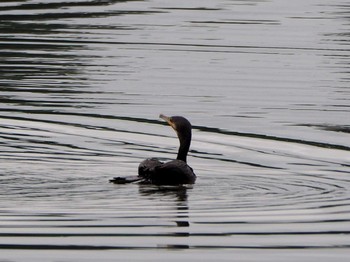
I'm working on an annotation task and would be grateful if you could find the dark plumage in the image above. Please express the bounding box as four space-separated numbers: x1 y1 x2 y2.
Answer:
110 114 196 185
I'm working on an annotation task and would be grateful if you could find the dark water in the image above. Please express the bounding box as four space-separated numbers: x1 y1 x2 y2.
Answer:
0 0 350 261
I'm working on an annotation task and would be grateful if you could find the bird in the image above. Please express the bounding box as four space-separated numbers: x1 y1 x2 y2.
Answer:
110 114 196 185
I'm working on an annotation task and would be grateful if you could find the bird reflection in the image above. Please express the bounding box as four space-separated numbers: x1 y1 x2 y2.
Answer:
138 185 191 249
138 184 190 202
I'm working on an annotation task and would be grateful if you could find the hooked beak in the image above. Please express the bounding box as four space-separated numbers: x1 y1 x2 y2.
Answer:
159 114 176 130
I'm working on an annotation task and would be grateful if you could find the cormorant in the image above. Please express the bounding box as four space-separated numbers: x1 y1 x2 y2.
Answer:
110 114 196 185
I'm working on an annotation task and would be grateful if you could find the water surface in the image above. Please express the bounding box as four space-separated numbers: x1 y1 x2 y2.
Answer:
0 0 350 261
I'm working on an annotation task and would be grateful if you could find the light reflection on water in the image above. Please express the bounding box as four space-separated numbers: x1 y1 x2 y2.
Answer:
0 0 350 261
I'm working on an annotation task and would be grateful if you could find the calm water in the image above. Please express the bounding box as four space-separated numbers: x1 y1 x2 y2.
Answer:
0 0 350 261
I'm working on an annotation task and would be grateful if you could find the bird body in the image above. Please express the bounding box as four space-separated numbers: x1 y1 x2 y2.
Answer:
139 158 195 185
110 114 196 185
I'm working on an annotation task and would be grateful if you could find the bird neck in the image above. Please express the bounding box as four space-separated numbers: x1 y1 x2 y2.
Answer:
177 134 191 163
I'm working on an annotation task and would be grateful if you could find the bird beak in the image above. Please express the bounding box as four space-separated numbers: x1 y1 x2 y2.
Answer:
159 114 176 130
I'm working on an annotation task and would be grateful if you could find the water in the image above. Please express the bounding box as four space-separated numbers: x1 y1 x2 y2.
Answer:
0 0 350 261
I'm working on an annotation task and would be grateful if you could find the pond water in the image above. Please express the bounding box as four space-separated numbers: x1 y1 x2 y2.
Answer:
0 0 350 261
